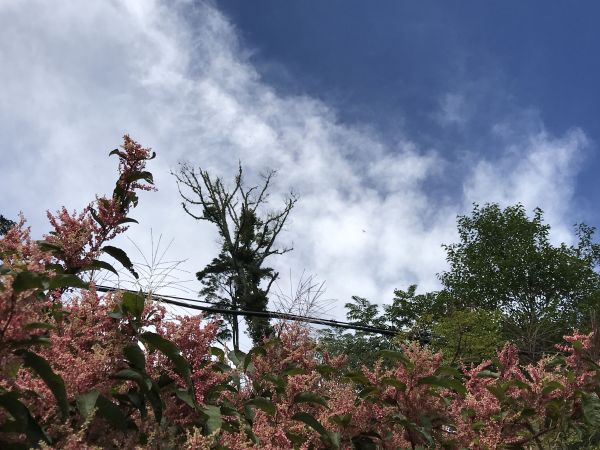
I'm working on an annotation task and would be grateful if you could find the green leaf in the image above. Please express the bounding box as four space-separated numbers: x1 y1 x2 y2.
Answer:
282 366 306 377
117 217 139 225
200 404 222 434
541 380 564 395
417 375 467 396
84 259 119 276
140 332 192 389
36 240 63 255
49 274 89 290
126 170 154 185
376 349 414 369
0 391 50 445
243 345 266 371
286 431 307 447
112 368 152 390
292 411 328 436
12 271 48 292
109 148 124 157
293 392 330 409
121 291 145 319
328 413 352 427
102 246 138 279
95 395 129 431
486 384 508 402
146 385 163 423
77 390 100 418
210 346 225 362
228 349 246 369
351 435 378 450
476 370 500 379
582 392 600 426
324 431 341 449
23 322 55 331
89 208 105 227
175 389 195 408
246 397 276 416
262 373 286 393
381 377 407 391
316 364 336 379
343 371 371 385
124 343 146 370
16 350 69 421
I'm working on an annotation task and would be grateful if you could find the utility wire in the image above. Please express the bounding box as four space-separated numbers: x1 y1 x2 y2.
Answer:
95 284 398 336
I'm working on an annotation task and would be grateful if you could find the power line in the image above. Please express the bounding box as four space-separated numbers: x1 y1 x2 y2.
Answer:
95 285 398 336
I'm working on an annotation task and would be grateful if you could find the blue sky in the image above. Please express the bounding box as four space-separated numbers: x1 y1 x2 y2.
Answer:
218 0 600 217
0 1 598 345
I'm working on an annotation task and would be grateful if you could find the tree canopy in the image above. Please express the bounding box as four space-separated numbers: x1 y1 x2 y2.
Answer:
174 163 297 349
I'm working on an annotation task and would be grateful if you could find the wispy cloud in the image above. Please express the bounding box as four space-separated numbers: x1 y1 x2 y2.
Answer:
0 0 589 334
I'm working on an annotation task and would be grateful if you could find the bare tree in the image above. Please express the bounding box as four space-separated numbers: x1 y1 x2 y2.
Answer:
174 162 297 350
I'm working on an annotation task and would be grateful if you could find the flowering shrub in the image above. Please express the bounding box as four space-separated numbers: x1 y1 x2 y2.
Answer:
2 137 600 449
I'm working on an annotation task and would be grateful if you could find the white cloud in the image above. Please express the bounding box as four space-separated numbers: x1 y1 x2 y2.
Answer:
0 0 589 347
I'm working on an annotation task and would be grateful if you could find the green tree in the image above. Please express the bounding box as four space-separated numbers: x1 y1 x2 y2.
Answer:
318 296 398 371
440 203 600 360
0 214 15 236
175 163 297 350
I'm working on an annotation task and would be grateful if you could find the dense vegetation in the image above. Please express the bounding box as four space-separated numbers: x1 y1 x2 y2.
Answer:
2 137 600 449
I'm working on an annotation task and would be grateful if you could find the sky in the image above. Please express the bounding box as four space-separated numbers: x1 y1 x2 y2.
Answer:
1 1 599 346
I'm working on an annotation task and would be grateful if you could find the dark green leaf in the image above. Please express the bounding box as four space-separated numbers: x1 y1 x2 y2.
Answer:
12 271 48 292
210 346 225 362
89 208 105 227
328 413 352 427
243 345 266 371
126 171 154 185
23 322 55 331
36 240 63 254
124 343 146 370
246 397 276 416
351 435 378 450
102 246 138 279
0 392 50 445
140 332 192 389
286 431 307 447
49 274 89 290
84 259 119 276
282 366 306 377
316 364 336 379
376 349 414 369
95 395 129 431
112 368 152 390
582 392 600 426
117 217 139 225
381 377 407 391
174 389 195 409
16 350 69 421
417 375 467 396
293 392 330 409
343 371 371 385
541 380 564 395
292 411 328 436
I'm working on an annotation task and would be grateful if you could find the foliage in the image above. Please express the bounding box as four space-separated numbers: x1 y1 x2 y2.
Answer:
0 215 16 236
440 203 600 360
175 163 297 349
318 296 399 371
5 141 600 449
